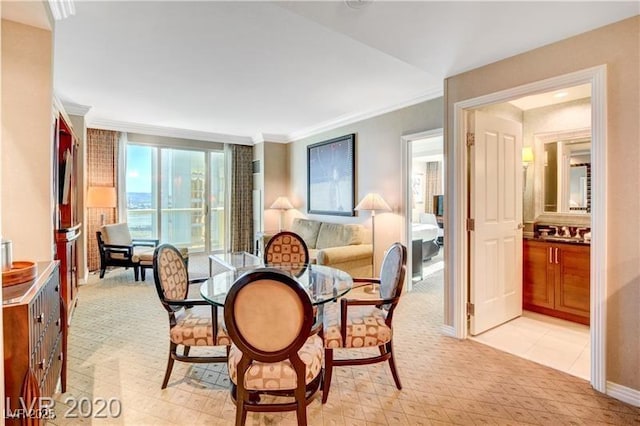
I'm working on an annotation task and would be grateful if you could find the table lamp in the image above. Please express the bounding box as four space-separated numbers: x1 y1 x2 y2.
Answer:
270 196 294 231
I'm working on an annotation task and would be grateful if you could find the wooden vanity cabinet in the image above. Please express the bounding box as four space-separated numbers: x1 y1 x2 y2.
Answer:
523 239 590 325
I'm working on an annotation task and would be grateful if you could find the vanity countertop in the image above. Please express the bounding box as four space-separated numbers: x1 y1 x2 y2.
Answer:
524 235 590 246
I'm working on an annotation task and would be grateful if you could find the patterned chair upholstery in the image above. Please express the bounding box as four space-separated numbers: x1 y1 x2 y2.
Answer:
153 244 229 389
264 231 309 277
97 223 158 281
321 242 407 404
224 268 322 425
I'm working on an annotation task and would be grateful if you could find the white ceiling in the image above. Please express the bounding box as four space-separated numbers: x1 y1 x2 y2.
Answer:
51 1 638 144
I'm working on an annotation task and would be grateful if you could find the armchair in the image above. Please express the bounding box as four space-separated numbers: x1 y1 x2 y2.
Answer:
96 223 158 281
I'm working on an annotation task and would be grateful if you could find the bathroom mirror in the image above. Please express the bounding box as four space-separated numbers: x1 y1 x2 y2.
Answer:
542 137 591 214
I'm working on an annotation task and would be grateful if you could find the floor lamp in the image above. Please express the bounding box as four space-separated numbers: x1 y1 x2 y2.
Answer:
355 192 391 293
270 196 294 232
87 186 117 226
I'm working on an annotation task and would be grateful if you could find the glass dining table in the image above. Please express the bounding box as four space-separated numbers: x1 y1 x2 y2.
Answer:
199 262 353 308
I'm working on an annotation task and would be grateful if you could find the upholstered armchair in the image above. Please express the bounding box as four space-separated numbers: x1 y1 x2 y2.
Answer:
321 242 407 403
224 268 323 425
152 244 230 389
96 223 158 281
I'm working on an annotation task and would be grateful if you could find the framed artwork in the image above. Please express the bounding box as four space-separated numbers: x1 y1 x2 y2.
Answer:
412 173 424 204
307 134 355 216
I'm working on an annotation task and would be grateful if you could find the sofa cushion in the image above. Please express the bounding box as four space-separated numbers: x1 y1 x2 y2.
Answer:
316 223 363 250
290 218 322 249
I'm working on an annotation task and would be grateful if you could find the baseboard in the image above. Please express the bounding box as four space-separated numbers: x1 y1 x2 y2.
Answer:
441 324 456 337
607 381 640 407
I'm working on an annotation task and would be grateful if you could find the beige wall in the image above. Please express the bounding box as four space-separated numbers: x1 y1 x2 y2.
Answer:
445 16 639 391
254 142 290 232
1 19 54 261
288 99 443 269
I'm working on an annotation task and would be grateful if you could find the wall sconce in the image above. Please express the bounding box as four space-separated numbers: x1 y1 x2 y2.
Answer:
522 147 534 190
87 186 117 226
270 196 294 231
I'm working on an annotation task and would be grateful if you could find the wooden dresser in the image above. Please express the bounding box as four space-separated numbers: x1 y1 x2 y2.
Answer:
3 261 65 422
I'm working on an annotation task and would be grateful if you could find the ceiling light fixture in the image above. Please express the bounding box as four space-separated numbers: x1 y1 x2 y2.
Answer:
553 91 569 99
345 0 373 10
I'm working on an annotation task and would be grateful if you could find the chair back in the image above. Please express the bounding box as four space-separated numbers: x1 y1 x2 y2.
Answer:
378 243 407 312
264 231 309 276
100 223 133 245
224 268 313 364
153 244 189 312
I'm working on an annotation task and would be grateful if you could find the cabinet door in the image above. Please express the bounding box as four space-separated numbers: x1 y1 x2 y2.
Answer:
523 240 554 309
555 244 590 320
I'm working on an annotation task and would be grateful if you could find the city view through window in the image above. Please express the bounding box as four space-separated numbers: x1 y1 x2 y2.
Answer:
126 145 226 253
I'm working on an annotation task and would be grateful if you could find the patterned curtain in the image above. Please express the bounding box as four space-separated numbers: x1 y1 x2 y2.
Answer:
425 161 442 214
230 144 254 252
86 129 119 271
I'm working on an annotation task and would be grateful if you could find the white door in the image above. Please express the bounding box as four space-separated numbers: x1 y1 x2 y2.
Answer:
469 111 523 335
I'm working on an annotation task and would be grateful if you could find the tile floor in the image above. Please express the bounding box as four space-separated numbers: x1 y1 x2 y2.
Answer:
471 312 591 381
49 257 639 425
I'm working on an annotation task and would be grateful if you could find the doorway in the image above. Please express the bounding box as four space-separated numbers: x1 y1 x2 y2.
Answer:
450 66 607 391
402 128 444 292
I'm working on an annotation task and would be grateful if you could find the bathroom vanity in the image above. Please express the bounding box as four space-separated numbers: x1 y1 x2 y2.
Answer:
523 236 590 325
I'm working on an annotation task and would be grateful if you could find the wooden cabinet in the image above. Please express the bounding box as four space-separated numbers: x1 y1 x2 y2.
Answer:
3 262 65 423
54 114 81 324
523 239 590 325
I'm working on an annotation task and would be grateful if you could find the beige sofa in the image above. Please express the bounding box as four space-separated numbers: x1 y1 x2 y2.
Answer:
285 218 373 277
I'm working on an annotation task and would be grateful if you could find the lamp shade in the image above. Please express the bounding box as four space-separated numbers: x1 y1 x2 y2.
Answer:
522 147 534 164
270 196 294 210
87 186 117 208
355 193 391 212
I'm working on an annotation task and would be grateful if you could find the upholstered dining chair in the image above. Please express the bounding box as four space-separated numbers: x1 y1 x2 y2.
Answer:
224 268 323 426
321 242 407 403
264 231 310 277
152 244 230 389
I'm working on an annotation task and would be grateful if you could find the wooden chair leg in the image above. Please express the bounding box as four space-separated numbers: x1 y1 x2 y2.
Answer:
386 341 402 390
322 348 333 404
184 346 190 357
99 267 106 278
235 399 247 426
141 267 146 281
161 342 177 389
296 398 307 426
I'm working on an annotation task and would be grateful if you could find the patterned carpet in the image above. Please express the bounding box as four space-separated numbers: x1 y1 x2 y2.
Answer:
48 261 640 425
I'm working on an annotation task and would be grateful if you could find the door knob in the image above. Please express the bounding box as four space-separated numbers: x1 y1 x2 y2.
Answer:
517 223 525 230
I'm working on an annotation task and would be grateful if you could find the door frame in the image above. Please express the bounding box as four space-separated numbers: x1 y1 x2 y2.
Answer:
401 128 444 292
449 65 607 392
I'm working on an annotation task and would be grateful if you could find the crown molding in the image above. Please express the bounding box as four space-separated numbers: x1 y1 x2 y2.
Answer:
62 101 92 117
287 88 443 142
252 133 290 144
87 118 253 145
48 0 75 21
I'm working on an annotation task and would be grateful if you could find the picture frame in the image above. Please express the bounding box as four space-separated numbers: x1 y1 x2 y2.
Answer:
307 134 356 216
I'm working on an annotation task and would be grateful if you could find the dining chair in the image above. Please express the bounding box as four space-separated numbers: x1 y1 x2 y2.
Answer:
224 268 323 426
321 242 407 403
264 231 310 276
152 244 230 389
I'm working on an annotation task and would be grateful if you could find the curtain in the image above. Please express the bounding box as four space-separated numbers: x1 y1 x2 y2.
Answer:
117 132 128 222
86 129 119 271
425 161 442 214
229 144 254 252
